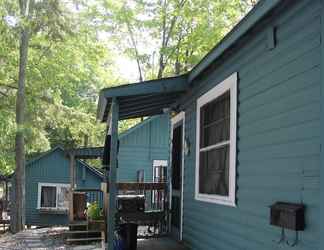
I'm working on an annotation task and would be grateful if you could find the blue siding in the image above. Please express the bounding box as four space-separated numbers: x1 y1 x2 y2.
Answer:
117 114 170 182
180 1 321 249
25 148 102 226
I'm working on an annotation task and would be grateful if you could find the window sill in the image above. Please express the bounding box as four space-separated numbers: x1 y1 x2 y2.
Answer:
195 194 236 207
37 208 68 214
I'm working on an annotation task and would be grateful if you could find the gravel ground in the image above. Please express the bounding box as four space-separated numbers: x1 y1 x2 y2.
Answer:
0 227 102 250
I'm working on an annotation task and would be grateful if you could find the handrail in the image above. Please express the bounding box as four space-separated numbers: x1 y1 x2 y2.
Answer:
104 182 167 192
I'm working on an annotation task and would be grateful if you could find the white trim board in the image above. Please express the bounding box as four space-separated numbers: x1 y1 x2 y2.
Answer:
170 111 185 241
195 72 237 207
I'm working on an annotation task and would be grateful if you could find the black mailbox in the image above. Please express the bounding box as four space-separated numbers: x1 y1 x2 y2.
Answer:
270 202 305 231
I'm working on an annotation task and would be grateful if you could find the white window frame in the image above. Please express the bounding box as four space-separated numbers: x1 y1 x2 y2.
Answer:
152 160 168 183
195 72 237 206
37 182 70 210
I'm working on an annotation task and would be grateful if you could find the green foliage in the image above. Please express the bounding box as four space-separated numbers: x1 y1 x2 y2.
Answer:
0 0 257 175
100 0 256 80
87 202 102 220
0 0 119 173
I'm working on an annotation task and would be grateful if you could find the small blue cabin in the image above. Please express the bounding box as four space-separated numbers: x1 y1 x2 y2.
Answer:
12 115 170 227
21 146 104 227
97 0 324 249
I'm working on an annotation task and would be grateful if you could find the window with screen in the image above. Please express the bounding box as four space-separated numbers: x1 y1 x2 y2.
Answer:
41 186 57 208
38 183 70 210
195 73 237 206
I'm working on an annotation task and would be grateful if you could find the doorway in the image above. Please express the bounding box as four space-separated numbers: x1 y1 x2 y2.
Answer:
170 112 185 241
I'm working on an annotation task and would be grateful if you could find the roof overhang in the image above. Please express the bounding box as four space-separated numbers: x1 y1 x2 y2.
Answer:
97 74 188 122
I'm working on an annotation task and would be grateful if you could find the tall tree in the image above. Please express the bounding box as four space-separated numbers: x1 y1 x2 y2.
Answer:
13 0 34 233
0 0 120 175
102 0 257 80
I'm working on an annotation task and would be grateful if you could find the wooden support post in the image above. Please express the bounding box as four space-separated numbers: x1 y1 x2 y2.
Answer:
107 98 119 250
69 152 76 222
5 181 8 210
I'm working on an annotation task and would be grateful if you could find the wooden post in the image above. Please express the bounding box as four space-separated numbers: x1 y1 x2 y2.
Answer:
5 180 8 210
107 98 119 250
69 152 76 222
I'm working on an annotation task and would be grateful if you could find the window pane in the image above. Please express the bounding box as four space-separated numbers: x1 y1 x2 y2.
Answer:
203 118 230 147
57 187 69 209
41 186 56 208
200 91 230 148
199 145 229 196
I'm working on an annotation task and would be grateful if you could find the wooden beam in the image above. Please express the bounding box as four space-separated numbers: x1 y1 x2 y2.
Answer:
107 97 119 250
105 182 167 192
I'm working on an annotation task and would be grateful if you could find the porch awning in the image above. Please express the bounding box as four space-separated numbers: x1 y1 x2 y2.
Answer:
68 147 104 159
97 74 188 122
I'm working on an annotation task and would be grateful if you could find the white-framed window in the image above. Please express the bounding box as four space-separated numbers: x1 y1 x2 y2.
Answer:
152 160 168 183
37 183 70 210
195 72 237 206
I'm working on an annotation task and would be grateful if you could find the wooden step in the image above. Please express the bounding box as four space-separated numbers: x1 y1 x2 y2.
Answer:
65 230 101 234
65 237 103 243
68 221 88 227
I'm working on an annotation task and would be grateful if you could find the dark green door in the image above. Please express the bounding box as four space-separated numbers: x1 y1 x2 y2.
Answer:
171 122 183 240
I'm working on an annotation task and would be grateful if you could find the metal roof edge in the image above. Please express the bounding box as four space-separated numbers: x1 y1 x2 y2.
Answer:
188 0 281 82
26 145 64 166
77 160 104 180
97 74 188 122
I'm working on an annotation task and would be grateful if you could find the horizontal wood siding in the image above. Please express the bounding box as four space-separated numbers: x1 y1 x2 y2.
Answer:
25 148 102 226
117 115 170 182
181 0 321 249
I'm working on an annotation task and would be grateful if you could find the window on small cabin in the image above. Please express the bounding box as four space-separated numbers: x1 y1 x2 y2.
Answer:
152 160 168 209
38 183 70 210
137 170 145 183
153 160 168 183
57 186 69 209
196 73 237 206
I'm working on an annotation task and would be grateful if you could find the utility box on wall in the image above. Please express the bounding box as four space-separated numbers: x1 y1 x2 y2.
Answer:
270 202 305 231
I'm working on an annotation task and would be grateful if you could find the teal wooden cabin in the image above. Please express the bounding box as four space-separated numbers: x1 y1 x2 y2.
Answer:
118 114 170 183
12 115 169 228
20 146 104 227
97 0 324 249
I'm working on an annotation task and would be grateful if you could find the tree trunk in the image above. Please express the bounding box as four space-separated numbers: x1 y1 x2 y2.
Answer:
13 0 32 233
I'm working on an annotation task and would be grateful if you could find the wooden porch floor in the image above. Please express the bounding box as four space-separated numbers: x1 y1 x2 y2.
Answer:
137 238 188 250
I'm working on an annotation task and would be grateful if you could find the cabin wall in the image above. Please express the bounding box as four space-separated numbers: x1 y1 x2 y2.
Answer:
181 0 321 249
25 148 102 226
117 114 170 182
